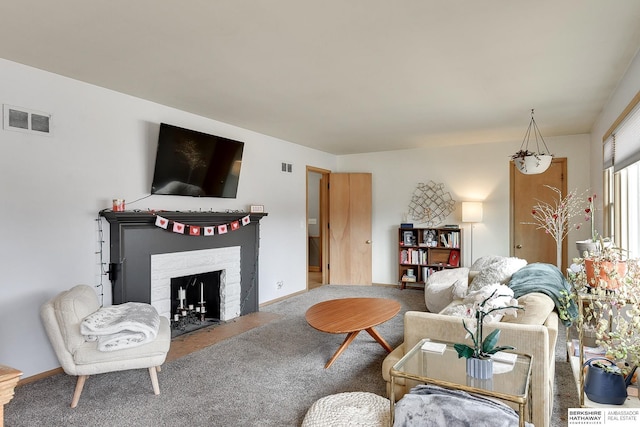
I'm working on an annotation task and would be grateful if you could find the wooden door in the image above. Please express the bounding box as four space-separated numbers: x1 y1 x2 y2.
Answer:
328 173 372 285
511 158 567 270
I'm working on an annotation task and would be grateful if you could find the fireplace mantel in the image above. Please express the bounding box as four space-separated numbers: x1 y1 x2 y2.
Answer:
100 210 267 316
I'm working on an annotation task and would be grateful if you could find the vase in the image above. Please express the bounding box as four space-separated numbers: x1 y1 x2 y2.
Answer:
576 240 600 257
584 259 627 289
466 357 493 379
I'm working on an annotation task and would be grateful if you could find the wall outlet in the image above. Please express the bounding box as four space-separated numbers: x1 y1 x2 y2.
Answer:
276 280 284 289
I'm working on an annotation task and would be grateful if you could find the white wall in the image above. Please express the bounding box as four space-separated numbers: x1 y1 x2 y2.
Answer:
589 48 640 234
338 134 592 284
3 45 638 379
0 58 336 377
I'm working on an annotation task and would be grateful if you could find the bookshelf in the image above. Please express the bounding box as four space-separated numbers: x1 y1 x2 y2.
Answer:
398 226 462 289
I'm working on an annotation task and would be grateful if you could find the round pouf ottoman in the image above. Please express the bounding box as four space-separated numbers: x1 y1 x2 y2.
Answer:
301 392 390 427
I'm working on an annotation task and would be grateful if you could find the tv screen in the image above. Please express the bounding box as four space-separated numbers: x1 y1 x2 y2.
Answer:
151 123 244 198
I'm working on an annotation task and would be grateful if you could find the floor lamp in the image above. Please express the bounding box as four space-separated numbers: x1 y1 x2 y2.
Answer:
462 202 483 266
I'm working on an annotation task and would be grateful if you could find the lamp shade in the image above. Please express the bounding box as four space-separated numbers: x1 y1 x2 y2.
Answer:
462 202 483 223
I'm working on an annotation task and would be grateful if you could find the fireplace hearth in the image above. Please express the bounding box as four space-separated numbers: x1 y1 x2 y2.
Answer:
100 210 267 329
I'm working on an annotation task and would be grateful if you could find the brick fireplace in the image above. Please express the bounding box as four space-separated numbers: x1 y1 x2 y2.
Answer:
100 211 267 320
151 247 241 321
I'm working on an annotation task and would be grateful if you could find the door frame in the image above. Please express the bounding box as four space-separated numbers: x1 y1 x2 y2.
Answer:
306 166 331 289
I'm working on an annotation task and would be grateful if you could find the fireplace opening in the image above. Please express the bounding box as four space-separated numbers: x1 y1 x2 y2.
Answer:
170 271 222 337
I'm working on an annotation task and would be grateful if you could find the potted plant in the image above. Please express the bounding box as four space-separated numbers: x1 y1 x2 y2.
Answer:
453 289 523 379
571 253 640 398
583 358 637 405
578 239 628 290
511 150 553 175
575 193 613 256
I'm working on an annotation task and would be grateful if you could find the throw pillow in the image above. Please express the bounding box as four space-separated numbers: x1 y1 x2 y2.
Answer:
468 257 527 293
440 283 516 323
424 268 470 313
501 292 555 325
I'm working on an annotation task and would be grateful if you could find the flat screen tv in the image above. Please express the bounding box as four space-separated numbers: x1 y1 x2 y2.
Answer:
151 123 244 198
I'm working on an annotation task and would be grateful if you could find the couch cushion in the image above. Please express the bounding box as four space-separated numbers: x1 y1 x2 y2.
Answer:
501 292 555 325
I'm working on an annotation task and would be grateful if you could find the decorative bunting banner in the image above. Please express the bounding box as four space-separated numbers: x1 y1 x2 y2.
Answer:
151 214 252 238
173 222 185 234
155 216 169 229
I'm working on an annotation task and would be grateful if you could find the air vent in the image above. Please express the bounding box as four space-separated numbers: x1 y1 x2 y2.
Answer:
3 104 52 136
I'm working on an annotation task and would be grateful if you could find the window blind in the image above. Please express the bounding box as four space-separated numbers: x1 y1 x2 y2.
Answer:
608 100 640 172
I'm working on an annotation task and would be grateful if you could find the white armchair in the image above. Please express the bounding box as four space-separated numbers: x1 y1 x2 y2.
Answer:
40 285 171 408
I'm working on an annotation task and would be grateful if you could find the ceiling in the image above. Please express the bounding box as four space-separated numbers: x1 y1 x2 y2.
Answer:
1 1 640 155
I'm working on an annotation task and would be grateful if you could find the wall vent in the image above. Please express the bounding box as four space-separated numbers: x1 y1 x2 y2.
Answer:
3 104 52 136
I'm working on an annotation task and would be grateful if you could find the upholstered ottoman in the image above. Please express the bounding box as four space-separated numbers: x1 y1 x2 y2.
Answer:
302 392 390 427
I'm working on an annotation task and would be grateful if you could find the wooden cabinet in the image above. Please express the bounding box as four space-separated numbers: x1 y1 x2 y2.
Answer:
398 226 462 289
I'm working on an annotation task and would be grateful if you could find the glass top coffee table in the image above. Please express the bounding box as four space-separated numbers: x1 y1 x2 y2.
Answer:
389 338 532 427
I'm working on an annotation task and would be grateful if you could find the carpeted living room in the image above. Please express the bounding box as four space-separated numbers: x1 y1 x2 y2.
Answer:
2 2 640 427
6 283 580 426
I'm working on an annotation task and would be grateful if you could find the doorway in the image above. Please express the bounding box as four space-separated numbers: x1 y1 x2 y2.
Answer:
307 166 330 290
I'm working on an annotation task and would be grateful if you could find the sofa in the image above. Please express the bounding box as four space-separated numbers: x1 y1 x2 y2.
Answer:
382 256 566 427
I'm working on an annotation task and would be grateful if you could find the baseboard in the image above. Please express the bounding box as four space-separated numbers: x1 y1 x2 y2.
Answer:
17 367 63 387
259 289 307 307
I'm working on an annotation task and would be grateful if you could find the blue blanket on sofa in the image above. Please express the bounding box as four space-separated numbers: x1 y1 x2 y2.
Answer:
508 262 578 326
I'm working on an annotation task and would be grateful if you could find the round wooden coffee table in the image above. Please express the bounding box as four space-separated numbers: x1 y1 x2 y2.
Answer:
305 297 401 368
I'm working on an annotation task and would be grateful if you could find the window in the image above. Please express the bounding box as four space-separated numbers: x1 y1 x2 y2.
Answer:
603 92 640 258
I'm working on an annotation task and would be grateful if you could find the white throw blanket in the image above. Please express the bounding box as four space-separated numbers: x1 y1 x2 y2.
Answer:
81 302 160 352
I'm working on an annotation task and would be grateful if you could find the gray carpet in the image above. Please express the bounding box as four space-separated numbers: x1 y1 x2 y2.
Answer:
5 285 578 426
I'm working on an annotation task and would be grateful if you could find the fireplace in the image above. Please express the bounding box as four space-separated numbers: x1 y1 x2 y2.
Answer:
101 211 266 332
170 271 222 320
150 246 241 321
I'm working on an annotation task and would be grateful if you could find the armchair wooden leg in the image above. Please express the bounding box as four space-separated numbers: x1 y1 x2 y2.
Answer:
148 367 160 395
71 375 88 408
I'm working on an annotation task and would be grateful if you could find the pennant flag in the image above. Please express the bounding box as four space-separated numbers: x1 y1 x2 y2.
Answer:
155 216 169 229
172 222 185 234
204 226 215 236
241 215 250 226
189 226 201 236
218 224 228 234
230 220 240 231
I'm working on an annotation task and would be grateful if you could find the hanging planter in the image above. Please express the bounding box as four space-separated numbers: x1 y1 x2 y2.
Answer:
512 151 553 175
511 109 554 175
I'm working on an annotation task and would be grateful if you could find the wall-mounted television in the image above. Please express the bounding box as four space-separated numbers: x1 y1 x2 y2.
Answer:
151 123 244 198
